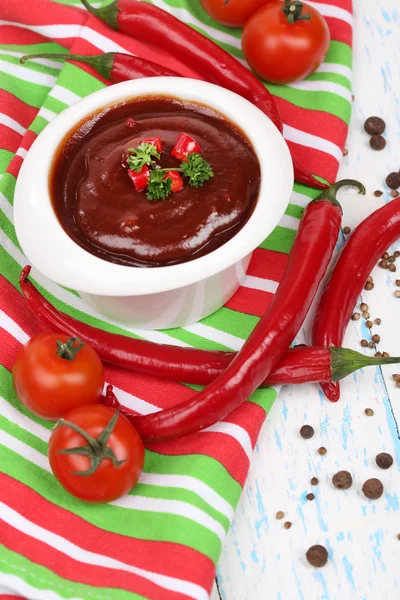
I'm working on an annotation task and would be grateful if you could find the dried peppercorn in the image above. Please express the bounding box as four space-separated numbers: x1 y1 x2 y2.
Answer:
332 470 353 490
372 334 380 343
396 280 400 286
363 311 370 319
374 318 382 325
343 226 351 235
361 339 368 347
364 116 385 135
284 521 292 529
386 172 400 190
318 447 327 456
374 190 383 197
389 264 397 272
376 452 393 469
382 252 389 260
351 312 360 321
360 303 369 311
306 493 315 501
391 190 400 198
365 408 374 416
387 255 396 263
306 545 328 568
366 320 373 328
395 291 400 298
370 135 386 150
276 511 284 520
300 425 314 439
362 478 384 500
379 260 388 269
311 477 319 485
364 281 374 290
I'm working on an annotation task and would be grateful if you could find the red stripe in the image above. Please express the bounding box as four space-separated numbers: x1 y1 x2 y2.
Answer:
5 154 23 178
0 520 195 600
0 91 37 128
286 140 339 183
0 474 215 590
1 0 84 26
325 17 352 45
277 98 348 147
0 26 54 45
226 287 273 318
0 128 22 154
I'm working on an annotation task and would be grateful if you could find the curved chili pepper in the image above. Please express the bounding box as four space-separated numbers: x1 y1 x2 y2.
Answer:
104 340 400 429
21 259 379 393
20 52 179 82
312 196 400 401
77 0 327 190
121 181 365 442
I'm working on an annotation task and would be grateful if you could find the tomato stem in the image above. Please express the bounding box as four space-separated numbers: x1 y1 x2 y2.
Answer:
282 0 312 23
56 411 126 476
56 337 83 361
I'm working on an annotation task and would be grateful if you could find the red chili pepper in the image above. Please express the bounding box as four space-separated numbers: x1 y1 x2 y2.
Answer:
140 136 162 153
20 268 396 398
164 170 184 193
104 339 400 427
124 181 366 442
78 0 326 190
312 195 400 402
126 118 136 128
171 133 201 161
127 164 150 191
21 52 180 83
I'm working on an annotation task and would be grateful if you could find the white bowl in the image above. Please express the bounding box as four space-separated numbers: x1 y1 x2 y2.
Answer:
14 77 293 329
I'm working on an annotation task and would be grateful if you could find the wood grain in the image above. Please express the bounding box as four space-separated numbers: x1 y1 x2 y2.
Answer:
216 1 400 597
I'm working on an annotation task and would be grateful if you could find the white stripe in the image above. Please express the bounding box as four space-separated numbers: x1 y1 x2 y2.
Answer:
139 473 234 520
0 20 82 39
0 48 65 70
0 112 26 136
284 124 343 162
307 2 353 25
0 396 50 443
204 421 253 462
290 191 311 208
80 25 132 54
184 322 244 351
0 58 57 87
16 147 28 159
111 495 226 543
150 0 241 50
279 214 300 231
287 79 352 104
0 191 13 220
315 62 352 80
0 309 29 343
1 430 51 472
49 84 81 106
109 384 159 416
242 275 278 294
0 502 210 600
0 574 84 600
38 106 57 122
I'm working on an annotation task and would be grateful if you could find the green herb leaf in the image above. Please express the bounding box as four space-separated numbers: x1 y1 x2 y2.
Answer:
146 169 172 201
180 153 214 187
127 142 160 173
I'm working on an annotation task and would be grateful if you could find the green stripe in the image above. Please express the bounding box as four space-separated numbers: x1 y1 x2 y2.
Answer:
261 226 296 255
0 42 68 55
0 149 13 174
0 71 52 109
0 448 223 562
0 415 48 455
267 84 351 123
326 41 352 68
285 204 304 220
0 545 149 600
0 53 61 78
0 172 16 202
307 71 352 90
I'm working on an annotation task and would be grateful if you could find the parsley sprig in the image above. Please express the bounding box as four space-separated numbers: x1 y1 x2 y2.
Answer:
127 142 160 172
127 144 214 201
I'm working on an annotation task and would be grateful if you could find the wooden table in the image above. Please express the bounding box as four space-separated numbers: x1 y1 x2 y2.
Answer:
213 1 400 597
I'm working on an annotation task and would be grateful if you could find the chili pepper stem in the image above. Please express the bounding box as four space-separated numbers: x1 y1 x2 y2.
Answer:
330 347 400 381
80 0 119 29
282 0 312 23
312 179 365 214
20 53 114 80
55 337 83 361
56 411 125 476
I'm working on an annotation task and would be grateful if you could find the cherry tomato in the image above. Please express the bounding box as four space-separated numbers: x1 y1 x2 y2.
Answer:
200 0 267 27
48 404 144 503
13 334 104 420
242 0 330 84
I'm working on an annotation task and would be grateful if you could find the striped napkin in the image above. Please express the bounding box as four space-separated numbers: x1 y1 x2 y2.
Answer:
0 0 352 598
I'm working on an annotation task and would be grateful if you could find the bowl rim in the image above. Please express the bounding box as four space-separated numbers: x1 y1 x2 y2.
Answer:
14 77 293 297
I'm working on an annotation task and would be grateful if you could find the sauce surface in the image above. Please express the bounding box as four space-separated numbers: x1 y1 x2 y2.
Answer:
51 97 261 267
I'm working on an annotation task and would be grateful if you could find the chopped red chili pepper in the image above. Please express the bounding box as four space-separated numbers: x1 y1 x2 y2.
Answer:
126 117 136 128
172 133 201 161
139 136 162 153
164 170 184 192
127 164 150 191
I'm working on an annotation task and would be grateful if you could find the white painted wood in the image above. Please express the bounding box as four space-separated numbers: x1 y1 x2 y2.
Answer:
216 1 400 598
